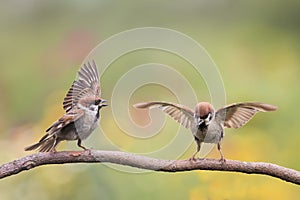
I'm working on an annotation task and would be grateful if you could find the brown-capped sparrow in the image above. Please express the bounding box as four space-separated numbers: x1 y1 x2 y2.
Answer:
134 101 277 161
25 61 107 152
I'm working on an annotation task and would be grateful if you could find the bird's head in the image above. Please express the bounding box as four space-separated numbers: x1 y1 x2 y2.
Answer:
194 102 215 126
79 97 107 111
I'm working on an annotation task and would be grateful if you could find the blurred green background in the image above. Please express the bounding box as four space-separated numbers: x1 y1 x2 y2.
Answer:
0 0 300 199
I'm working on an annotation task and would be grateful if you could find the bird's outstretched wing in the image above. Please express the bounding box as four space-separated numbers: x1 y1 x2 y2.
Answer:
63 60 101 112
216 102 277 129
134 101 195 130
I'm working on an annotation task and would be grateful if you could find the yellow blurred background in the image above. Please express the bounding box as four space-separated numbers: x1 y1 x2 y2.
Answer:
0 1 299 199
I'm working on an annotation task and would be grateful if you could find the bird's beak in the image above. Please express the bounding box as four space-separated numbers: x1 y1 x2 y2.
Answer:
100 99 108 107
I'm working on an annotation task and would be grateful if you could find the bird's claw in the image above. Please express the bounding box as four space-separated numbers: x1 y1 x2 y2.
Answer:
188 157 197 162
188 156 204 162
85 148 92 155
219 157 226 163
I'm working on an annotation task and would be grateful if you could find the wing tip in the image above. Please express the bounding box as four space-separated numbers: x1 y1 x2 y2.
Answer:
238 102 278 112
133 101 166 109
133 102 150 109
258 103 278 112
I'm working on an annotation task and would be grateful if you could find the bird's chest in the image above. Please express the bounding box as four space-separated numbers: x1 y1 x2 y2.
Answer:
76 110 99 140
194 121 223 144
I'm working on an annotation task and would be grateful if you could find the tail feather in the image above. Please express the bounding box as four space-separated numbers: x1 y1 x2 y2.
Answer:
24 142 43 151
25 136 59 152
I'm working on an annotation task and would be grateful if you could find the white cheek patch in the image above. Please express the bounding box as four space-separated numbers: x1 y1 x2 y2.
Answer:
89 105 98 112
204 112 214 125
194 114 199 124
195 117 204 126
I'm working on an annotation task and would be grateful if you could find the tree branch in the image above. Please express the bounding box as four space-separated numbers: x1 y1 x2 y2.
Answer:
0 150 299 185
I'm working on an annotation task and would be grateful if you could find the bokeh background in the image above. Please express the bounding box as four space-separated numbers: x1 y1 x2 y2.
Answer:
0 1 300 199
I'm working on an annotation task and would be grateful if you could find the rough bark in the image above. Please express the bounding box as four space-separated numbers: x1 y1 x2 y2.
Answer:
0 150 299 185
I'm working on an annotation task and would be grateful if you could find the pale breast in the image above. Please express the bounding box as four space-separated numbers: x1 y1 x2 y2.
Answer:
75 109 100 140
193 120 223 144
204 121 223 143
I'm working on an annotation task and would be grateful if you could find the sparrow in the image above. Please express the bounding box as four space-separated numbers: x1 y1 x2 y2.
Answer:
25 61 107 152
133 101 277 161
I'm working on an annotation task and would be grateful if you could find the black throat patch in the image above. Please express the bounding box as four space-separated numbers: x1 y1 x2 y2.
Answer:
96 106 101 119
198 122 208 132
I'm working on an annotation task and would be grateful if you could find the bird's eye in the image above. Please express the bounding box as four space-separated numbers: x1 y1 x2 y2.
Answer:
94 99 101 105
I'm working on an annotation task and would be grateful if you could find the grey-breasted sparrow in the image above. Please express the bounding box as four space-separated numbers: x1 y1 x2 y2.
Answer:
134 101 277 161
25 61 107 152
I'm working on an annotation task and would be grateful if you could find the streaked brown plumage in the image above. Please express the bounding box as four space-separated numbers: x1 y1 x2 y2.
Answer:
25 61 107 152
134 101 277 161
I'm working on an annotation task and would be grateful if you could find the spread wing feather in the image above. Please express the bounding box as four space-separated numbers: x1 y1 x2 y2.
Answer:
63 60 100 112
134 101 195 130
216 102 277 129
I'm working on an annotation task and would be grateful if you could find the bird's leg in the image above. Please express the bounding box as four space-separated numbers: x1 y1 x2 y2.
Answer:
77 139 87 151
189 138 201 161
190 149 200 161
76 139 92 155
217 142 225 163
